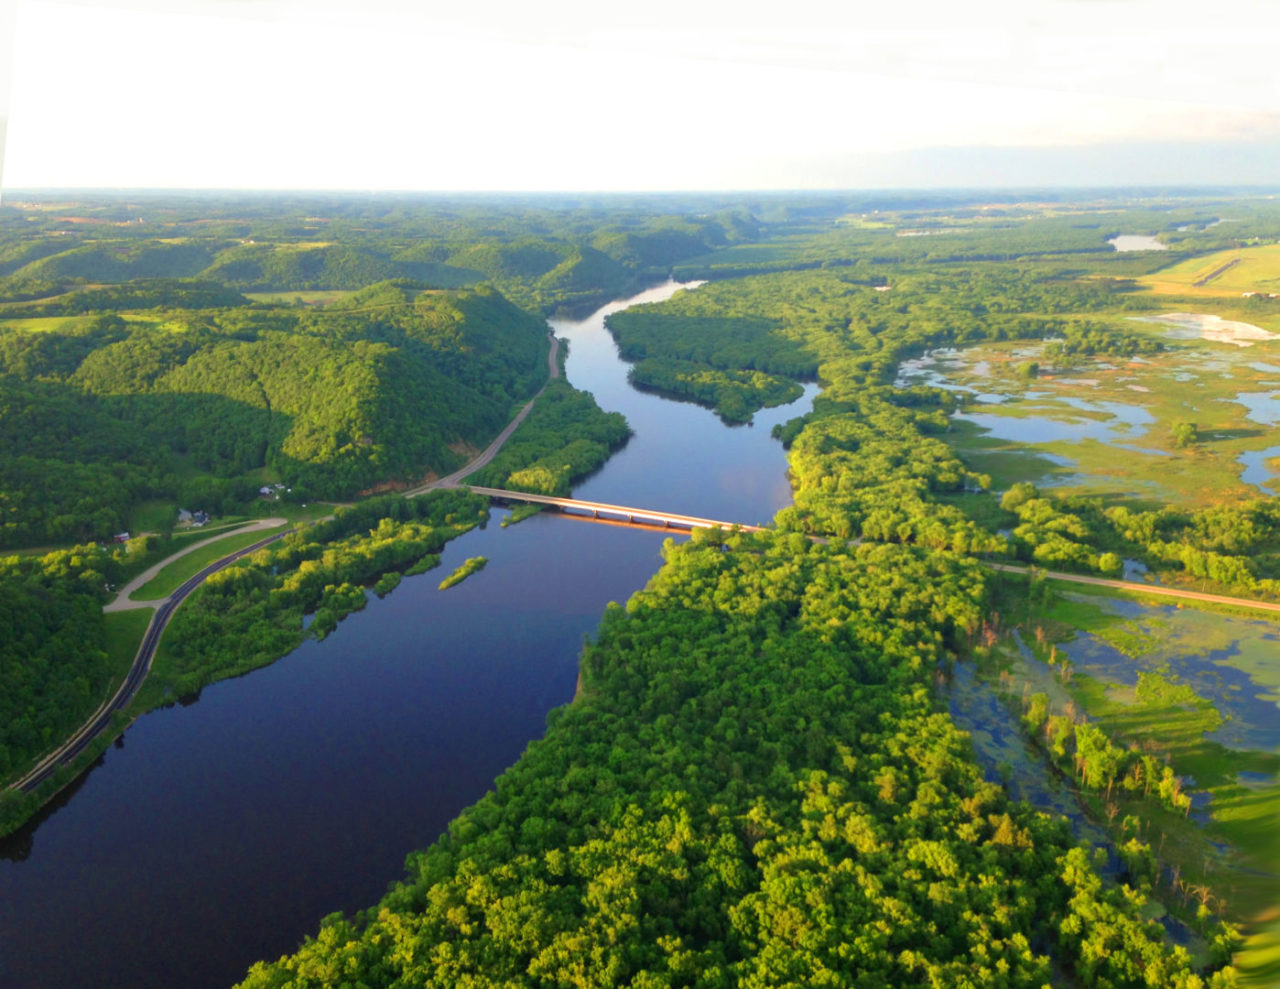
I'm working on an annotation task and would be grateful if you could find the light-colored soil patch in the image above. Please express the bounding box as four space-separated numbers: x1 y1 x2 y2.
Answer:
1135 313 1278 347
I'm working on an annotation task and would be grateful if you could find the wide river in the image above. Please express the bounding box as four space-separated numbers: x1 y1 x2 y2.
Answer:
0 281 816 989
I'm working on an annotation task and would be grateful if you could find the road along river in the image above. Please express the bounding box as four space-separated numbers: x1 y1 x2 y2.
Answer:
0 281 815 989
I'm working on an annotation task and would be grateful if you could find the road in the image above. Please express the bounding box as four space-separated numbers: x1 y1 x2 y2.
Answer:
12 528 293 793
1193 256 1241 288
988 562 1280 614
404 333 560 495
105 517 288 612
11 335 562 794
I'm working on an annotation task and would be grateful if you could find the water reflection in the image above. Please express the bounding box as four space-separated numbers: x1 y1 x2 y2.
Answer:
0 280 811 989
555 279 815 525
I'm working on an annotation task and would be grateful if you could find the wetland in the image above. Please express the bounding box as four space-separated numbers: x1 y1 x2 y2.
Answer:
896 329 1280 504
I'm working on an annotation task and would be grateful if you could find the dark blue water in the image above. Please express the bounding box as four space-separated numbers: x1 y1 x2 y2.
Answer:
0 282 812 989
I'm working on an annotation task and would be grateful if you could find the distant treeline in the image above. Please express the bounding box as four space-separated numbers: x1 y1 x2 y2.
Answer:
0 203 764 314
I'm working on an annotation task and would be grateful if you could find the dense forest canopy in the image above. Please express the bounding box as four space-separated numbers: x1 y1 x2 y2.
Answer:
0 284 549 546
3 190 1278 985
238 533 1237 989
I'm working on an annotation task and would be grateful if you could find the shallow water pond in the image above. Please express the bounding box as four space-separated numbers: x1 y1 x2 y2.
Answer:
946 662 1112 850
1110 235 1168 252
1053 596 1280 754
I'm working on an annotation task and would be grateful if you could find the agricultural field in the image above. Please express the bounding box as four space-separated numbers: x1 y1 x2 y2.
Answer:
900 325 1280 507
0 314 101 334
1142 244 1280 299
242 289 354 306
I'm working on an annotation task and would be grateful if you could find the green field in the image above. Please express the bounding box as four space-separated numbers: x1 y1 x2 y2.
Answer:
130 524 286 601
993 582 1280 930
1143 244 1280 297
977 580 1280 977
128 499 179 534
103 608 153 674
0 313 100 334
243 289 354 305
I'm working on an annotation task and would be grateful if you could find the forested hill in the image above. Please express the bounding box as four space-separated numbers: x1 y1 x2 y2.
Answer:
0 284 548 547
0 196 762 314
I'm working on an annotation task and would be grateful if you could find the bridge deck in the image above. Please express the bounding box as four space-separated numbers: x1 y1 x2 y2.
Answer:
465 486 767 533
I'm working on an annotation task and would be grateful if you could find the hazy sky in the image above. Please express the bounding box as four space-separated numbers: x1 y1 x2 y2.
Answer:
3 0 1280 190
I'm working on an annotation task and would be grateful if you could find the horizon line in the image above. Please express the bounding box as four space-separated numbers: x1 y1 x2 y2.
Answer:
5 184 1280 198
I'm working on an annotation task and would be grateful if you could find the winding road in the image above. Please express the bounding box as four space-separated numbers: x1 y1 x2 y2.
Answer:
14 528 294 793
11 333 562 795
105 517 288 612
404 332 560 495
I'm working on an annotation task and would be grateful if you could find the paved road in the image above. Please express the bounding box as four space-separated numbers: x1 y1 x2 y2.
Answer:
105 518 288 612
12 528 293 793
11 334 562 794
405 333 560 496
465 486 769 532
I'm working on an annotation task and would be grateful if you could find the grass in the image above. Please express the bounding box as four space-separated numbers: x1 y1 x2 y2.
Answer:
131 523 287 601
0 314 99 334
103 608 153 674
1237 912 1280 987
946 419 1078 490
128 499 178 534
243 289 354 306
259 502 337 525
1142 244 1280 297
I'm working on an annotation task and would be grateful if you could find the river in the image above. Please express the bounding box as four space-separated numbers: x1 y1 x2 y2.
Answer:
0 281 816 989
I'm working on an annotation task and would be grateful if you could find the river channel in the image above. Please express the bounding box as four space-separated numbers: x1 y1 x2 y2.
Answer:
0 281 816 989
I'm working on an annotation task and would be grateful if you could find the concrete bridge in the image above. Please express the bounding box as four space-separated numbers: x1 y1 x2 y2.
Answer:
464 486 768 533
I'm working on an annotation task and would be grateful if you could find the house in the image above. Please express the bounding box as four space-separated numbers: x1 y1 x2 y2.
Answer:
112 532 131 543
192 511 209 526
178 509 193 523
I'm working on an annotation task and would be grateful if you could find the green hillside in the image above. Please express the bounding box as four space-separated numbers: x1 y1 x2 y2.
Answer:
0 284 548 546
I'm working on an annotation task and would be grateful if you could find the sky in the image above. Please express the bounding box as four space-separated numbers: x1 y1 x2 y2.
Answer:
2 0 1280 191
